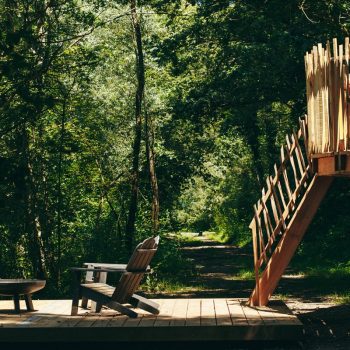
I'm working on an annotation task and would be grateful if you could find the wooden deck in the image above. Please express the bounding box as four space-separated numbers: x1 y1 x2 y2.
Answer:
0 298 302 342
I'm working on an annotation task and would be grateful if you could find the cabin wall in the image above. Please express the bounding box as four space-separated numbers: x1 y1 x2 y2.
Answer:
305 38 350 156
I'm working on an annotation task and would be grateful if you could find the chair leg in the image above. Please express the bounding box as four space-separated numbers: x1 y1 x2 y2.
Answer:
90 270 107 312
81 263 94 309
130 294 160 315
71 292 80 316
107 301 138 318
95 303 103 313
81 297 89 309
71 270 82 316
13 294 20 314
24 294 34 311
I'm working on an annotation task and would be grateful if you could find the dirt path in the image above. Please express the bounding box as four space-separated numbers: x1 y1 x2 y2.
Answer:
179 237 255 298
171 236 350 350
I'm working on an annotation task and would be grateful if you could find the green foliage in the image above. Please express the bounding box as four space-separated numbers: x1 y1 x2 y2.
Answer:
292 178 350 271
174 128 258 244
152 234 192 276
1 0 350 296
140 233 197 294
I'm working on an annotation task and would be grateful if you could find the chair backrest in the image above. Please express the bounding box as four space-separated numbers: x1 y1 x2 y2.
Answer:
112 236 159 303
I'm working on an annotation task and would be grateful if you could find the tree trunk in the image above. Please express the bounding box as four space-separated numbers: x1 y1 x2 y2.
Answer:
22 126 49 279
56 97 66 286
125 0 145 254
145 111 160 233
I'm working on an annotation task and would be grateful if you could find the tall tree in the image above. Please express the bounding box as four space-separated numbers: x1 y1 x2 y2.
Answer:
145 108 160 233
125 0 146 252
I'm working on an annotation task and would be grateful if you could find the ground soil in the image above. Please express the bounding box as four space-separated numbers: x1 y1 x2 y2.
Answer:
156 236 350 350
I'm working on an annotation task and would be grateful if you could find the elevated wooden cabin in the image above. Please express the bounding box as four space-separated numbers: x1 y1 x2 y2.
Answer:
305 38 350 176
249 38 350 306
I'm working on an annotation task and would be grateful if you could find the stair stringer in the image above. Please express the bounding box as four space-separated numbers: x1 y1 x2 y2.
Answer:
249 175 333 306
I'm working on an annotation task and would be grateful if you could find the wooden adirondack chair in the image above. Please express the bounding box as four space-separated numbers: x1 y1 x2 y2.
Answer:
70 236 160 318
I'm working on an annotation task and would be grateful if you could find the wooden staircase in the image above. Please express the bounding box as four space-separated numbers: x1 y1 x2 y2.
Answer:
248 117 333 306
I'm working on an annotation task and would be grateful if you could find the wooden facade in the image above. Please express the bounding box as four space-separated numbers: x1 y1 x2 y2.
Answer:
305 38 350 155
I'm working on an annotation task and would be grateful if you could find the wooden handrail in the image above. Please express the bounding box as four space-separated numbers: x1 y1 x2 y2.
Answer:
250 124 312 295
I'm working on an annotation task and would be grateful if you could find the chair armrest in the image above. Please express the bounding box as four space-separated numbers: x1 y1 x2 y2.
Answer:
83 263 152 272
83 263 127 270
70 267 126 273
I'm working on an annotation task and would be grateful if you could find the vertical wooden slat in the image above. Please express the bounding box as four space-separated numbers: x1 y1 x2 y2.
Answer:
342 64 348 150
274 165 287 210
338 45 345 151
268 176 286 232
254 204 267 264
345 38 350 150
305 52 313 153
347 63 350 150
316 44 324 152
292 131 307 176
261 189 273 245
250 218 260 305
333 38 339 151
299 116 311 165
324 45 330 152
266 178 279 229
312 45 320 152
285 136 299 186
280 146 292 202
326 41 334 152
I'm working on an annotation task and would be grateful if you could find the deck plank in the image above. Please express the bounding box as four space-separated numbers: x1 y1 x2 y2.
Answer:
185 298 201 326
201 299 216 326
268 301 302 325
123 311 142 327
107 314 128 327
139 299 164 327
14 300 52 327
170 298 188 327
75 315 101 328
154 299 176 327
214 299 232 326
226 299 248 325
0 298 302 342
241 300 264 325
255 306 278 325
20 300 66 328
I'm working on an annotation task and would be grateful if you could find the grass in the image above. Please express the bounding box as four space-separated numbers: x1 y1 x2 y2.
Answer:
272 293 290 302
141 276 206 294
227 269 255 280
177 231 223 246
328 292 350 304
206 231 228 243
177 232 202 245
303 265 350 279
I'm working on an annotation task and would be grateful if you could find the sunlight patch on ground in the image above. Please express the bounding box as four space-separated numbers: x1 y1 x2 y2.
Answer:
327 293 350 304
281 273 307 279
142 280 207 294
